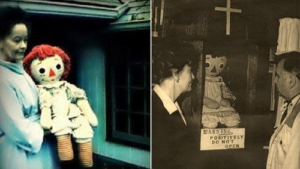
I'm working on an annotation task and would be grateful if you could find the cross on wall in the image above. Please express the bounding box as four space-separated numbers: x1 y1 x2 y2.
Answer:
153 0 165 37
215 0 242 35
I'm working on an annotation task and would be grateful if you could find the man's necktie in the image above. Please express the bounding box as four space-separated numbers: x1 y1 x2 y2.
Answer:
280 100 291 124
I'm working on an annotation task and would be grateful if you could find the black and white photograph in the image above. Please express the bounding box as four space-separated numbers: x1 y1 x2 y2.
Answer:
152 0 300 169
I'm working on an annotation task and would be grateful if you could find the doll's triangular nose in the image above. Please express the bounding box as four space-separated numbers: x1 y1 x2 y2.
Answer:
211 66 216 73
49 68 56 77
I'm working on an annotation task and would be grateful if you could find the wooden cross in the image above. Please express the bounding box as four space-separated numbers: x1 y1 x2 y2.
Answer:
215 0 242 35
152 0 165 37
153 6 158 37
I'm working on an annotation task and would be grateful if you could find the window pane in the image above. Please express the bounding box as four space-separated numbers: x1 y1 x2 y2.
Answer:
130 49 144 63
115 64 128 86
130 113 144 136
130 89 144 112
115 87 128 110
115 111 128 133
130 64 144 87
115 47 128 64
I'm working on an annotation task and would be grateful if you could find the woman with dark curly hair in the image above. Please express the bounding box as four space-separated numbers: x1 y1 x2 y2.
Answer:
152 41 201 169
0 6 59 169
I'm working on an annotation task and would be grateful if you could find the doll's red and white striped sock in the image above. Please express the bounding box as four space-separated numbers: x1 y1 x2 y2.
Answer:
78 141 93 167
57 134 74 161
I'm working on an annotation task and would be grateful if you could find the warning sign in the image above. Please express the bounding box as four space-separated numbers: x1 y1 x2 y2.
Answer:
200 128 245 150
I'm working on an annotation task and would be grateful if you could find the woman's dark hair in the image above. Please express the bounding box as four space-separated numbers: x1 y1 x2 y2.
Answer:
0 6 30 40
152 41 199 83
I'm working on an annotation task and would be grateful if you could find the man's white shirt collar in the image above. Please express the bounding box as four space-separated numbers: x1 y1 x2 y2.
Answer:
153 85 187 125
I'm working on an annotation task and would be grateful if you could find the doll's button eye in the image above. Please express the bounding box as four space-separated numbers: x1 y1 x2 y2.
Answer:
205 62 210 68
56 64 61 70
219 63 224 69
39 68 45 74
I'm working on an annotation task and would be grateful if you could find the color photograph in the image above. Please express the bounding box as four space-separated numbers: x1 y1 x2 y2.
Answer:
0 0 150 169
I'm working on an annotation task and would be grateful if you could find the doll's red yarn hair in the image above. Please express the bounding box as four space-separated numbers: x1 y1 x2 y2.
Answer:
23 44 71 80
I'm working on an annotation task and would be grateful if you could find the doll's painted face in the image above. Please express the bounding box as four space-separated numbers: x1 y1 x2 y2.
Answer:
30 55 64 84
205 54 227 77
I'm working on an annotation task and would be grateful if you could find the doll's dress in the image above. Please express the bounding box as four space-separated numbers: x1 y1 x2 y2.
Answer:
202 76 240 128
38 81 94 143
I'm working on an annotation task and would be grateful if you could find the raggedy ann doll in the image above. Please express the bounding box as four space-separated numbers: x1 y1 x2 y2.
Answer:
202 54 240 128
23 44 98 168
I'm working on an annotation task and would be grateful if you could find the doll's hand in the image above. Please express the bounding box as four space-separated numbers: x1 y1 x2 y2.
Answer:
220 99 231 107
204 97 220 109
85 111 98 127
40 108 53 129
77 99 98 126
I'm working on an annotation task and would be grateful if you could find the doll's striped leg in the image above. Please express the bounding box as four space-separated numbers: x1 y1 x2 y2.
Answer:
57 134 74 161
71 115 94 168
78 141 93 167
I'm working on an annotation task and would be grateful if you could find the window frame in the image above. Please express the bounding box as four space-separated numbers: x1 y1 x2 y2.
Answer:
105 30 150 150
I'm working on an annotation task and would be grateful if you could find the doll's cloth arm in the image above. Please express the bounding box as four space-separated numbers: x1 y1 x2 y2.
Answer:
77 99 98 126
65 82 98 126
0 80 44 153
38 87 52 110
65 81 87 102
38 87 53 129
220 83 236 101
